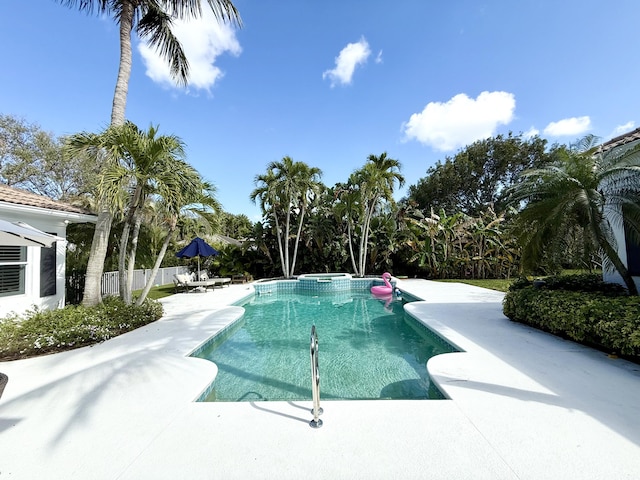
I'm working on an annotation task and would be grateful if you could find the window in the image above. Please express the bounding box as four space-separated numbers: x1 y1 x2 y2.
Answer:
0 246 26 297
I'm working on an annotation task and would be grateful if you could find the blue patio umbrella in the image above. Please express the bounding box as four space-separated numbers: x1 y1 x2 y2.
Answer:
175 237 219 278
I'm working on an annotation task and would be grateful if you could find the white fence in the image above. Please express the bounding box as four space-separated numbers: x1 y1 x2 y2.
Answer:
101 266 190 296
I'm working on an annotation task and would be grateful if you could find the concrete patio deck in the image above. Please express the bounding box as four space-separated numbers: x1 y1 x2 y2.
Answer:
0 279 638 479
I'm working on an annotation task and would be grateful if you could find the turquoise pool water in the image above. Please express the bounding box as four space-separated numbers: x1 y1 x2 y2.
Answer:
193 291 457 402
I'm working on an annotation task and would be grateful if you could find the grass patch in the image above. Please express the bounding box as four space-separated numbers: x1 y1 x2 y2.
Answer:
434 278 513 292
0 296 164 361
132 284 176 300
433 270 604 293
561 269 603 276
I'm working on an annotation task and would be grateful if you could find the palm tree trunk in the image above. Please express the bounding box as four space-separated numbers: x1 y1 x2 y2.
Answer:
359 216 369 276
346 218 359 276
283 209 291 277
357 206 370 277
81 3 133 306
81 208 112 306
359 197 378 277
112 3 134 126
125 210 144 304
290 205 306 277
118 217 132 301
136 227 175 306
119 187 143 303
273 212 287 277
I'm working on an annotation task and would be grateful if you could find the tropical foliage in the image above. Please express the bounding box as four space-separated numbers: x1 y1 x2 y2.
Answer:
335 152 404 277
506 135 640 294
251 156 323 278
0 296 163 360
407 133 554 216
0 114 98 201
66 122 219 305
56 0 242 306
5 98 639 300
504 274 640 357
404 207 519 279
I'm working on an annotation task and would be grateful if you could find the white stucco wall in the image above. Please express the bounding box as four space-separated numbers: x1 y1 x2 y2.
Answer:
602 212 640 291
600 139 640 292
0 210 69 318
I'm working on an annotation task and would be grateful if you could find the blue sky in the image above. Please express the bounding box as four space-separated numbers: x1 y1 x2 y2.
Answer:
2 1 640 221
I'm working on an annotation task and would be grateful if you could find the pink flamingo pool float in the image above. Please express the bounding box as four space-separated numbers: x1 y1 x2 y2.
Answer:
371 272 393 296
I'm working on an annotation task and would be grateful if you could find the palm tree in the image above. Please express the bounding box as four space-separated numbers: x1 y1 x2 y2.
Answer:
251 169 286 274
135 179 220 305
333 183 362 275
57 0 241 306
250 157 322 278
341 152 404 277
66 122 213 303
507 135 640 294
303 188 344 273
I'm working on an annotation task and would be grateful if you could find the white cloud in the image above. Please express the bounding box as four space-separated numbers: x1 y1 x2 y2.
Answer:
138 9 241 91
322 37 371 87
610 121 635 138
375 50 383 64
543 116 591 137
523 127 539 139
402 91 516 151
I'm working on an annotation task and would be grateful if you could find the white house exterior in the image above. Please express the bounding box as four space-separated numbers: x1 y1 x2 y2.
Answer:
598 128 640 291
0 184 96 317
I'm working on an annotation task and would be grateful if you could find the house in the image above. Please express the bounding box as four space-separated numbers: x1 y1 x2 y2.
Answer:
0 184 96 317
597 127 640 291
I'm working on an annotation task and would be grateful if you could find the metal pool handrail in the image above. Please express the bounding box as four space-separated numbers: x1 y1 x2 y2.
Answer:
309 325 323 428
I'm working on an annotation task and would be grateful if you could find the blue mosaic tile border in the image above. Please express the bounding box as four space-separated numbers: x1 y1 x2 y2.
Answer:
253 275 398 295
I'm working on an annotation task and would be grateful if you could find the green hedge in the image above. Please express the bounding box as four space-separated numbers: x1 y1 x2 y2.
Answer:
503 281 640 357
0 296 164 360
508 273 628 294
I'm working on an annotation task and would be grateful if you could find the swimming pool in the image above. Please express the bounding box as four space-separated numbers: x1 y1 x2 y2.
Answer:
192 289 457 402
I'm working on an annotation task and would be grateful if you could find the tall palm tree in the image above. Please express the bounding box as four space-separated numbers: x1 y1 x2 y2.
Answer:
251 169 286 274
58 0 241 306
332 182 361 275
507 135 640 294
250 157 323 278
341 152 404 277
66 122 212 303
303 188 344 272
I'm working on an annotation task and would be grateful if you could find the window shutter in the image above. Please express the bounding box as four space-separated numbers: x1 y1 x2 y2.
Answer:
0 246 26 297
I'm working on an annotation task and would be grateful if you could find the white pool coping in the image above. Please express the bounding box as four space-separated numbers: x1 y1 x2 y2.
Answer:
0 279 639 479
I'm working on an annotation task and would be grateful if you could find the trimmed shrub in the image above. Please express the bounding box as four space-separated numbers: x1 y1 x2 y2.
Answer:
503 286 640 357
0 297 163 360
509 273 627 295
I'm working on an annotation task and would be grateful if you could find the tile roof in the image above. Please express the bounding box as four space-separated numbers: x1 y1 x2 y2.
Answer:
598 127 640 153
0 183 93 215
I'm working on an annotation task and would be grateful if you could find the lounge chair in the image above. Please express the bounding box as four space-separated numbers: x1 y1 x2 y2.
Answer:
173 273 230 293
173 273 190 293
173 273 212 293
204 273 231 288
212 277 231 288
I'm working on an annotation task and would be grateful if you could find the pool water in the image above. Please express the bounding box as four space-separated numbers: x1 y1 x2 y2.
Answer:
194 291 457 402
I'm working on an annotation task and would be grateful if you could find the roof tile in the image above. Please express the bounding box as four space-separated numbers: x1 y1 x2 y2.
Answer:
0 183 93 215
